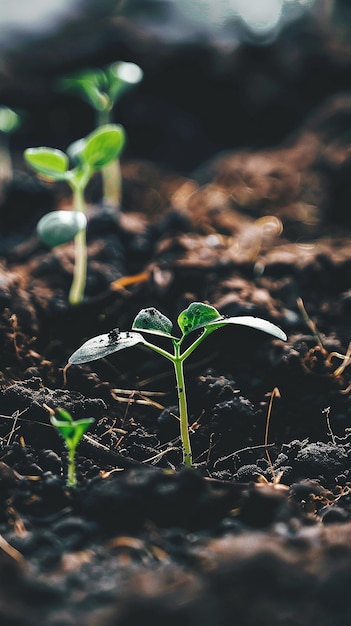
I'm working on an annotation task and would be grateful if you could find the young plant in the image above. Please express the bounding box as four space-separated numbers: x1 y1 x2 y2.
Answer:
50 408 95 487
24 123 125 305
60 61 143 207
0 106 21 187
69 302 287 468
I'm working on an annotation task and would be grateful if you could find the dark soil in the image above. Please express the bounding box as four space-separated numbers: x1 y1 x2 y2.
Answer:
2 5 351 625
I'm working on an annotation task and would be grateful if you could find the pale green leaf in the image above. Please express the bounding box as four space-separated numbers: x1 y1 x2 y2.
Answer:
0 106 20 133
24 147 69 180
37 211 87 247
79 124 125 170
132 307 174 338
69 330 146 364
107 61 143 104
204 315 287 341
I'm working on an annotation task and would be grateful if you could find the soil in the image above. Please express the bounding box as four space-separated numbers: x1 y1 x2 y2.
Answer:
2 6 351 625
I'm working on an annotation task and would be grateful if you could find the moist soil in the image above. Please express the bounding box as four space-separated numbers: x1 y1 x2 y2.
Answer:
2 95 351 624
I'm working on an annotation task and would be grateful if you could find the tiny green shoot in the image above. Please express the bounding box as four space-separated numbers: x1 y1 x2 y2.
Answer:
24 124 125 305
0 106 21 187
50 408 95 487
68 302 287 468
60 61 143 207
0 106 20 134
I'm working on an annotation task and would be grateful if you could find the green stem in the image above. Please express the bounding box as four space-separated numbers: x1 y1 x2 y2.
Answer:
0 135 12 189
97 108 122 208
173 329 216 466
142 339 175 363
181 327 213 360
97 108 111 127
142 339 193 467
67 447 77 487
142 327 220 467
69 185 87 306
174 346 192 468
102 159 122 208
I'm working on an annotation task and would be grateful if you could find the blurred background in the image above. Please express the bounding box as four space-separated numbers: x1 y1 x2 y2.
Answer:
0 0 350 172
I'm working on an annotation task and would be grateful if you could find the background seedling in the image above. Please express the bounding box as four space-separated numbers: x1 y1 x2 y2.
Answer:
60 61 143 207
24 123 125 305
69 302 287 468
50 408 95 487
0 106 21 190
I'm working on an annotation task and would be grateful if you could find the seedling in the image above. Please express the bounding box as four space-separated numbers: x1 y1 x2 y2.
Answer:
24 124 125 305
50 408 95 487
60 61 143 207
0 106 21 187
69 302 287 468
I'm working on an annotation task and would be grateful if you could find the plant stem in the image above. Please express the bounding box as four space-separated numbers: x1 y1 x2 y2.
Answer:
69 185 87 306
143 339 193 466
144 332 217 467
181 327 213 360
67 448 77 487
102 157 122 208
0 135 12 191
174 346 192 468
142 340 174 362
97 108 122 208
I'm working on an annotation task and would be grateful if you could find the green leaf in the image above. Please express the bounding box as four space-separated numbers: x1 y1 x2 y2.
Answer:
178 302 221 336
54 408 73 424
69 418 95 448
67 137 86 164
79 124 125 170
132 308 174 338
204 315 287 341
51 412 95 449
51 420 75 441
59 70 109 111
106 61 143 104
24 147 69 180
37 211 87 247
59 63 143 111
69 330 146 365
0 106 20 133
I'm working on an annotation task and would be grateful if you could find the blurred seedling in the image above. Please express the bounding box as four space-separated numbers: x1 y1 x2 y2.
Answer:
24 124 125 305
60 61 143 207
0 106 21 188
50 408 95 487
69 302 287 468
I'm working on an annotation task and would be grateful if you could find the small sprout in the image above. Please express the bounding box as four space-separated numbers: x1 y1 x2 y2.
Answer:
60 61 143 120
0 106 21 187
24 124 125 305
104 61 143 109
50 408 95 487
69 302 287 468
0 106 21 134
59 61 142 207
